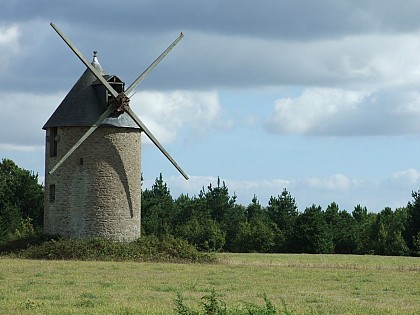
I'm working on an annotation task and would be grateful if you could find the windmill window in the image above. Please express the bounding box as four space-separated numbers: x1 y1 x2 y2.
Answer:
49 184 56 202
50 127 58 157
109 76 124 93
79 158 84 165
111 82 124 94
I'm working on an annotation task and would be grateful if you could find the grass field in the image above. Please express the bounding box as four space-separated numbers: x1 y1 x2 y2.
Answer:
0 253 419 314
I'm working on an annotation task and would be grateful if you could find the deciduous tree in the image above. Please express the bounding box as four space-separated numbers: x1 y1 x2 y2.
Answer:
0 159 43 242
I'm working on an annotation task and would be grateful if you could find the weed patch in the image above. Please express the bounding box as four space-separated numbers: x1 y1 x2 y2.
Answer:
174 289 279 315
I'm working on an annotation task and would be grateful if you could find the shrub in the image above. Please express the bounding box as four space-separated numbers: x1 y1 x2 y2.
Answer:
177 217 226 252
1 235 215 263
134 235 215 262
0 233 55 254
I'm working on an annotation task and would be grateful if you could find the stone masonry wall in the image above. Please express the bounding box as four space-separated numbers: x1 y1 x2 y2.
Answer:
44 126 141 241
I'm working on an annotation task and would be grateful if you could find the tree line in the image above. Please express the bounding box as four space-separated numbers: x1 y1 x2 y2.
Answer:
142 174 420 256
1 158 419 256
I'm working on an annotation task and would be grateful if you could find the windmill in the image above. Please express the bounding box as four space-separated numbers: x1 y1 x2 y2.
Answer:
43 23 188 241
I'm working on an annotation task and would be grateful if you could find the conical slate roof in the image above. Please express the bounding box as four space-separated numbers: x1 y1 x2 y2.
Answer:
43 54 139 129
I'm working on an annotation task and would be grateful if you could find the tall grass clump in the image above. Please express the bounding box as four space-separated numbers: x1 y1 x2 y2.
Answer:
174 290 280 315
1 234 215 263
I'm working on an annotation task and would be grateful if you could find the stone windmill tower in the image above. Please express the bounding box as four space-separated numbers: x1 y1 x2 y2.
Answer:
43 23 188 241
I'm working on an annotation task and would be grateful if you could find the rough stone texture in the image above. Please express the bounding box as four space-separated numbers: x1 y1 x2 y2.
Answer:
44 126 141 241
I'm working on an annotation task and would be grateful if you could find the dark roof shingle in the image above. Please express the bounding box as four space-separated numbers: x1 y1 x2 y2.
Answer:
43 59 140 130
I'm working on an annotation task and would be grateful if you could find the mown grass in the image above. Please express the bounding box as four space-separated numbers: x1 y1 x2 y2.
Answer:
0 253 419 314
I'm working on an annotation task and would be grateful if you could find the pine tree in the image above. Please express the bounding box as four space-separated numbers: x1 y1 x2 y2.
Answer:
407 191 420 255
267 189 298 252
141 174 174 236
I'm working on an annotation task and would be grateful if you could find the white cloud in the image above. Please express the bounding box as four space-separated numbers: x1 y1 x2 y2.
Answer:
263 31 420 137
0 91 64 148
267 85 420 136
130 90 222 144
389 169 420 186
0 24 19 46
1 89 220 149
0 24 20 71
0 144 42 152
304 174 356 191
267 88 367 135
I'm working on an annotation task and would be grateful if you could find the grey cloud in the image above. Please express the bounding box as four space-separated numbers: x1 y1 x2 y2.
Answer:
2 1 420 94
3 1 420 40
0 28 378 94
359 0 420 33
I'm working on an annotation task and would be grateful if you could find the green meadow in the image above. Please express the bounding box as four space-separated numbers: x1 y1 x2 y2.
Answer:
0 254 419 314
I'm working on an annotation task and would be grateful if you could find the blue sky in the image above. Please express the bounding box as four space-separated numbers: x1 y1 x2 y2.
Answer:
2 1 420 212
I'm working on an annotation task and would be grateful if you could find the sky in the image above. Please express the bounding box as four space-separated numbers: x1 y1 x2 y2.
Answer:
2 0 420 212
